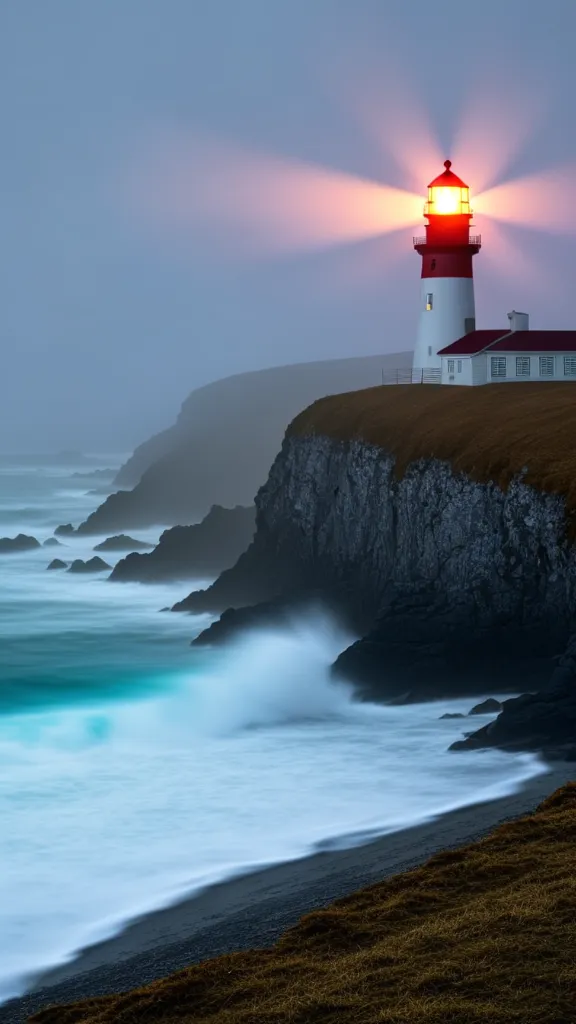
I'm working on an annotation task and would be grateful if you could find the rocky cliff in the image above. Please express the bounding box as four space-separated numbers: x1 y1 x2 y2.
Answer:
76 352 411 533
110 505 255 582
178 383 576 753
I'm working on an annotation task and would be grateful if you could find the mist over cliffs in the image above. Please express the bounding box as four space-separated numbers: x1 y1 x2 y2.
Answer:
76 352 411 534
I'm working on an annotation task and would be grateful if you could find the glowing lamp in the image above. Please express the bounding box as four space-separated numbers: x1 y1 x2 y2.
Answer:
424 160 471 217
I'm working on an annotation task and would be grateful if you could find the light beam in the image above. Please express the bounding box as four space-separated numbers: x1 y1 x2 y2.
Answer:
340 69 444 193
474 166 576 234
128 133 422 259
475 217 557 297
452 83 548 194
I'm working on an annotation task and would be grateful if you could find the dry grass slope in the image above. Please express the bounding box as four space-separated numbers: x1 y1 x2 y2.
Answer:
31 783 576 1024
289 383 576 532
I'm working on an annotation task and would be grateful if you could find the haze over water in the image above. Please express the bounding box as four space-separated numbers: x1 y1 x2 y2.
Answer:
0 456 547 1003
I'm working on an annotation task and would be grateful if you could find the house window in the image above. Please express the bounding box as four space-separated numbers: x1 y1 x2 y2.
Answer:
516 356 530 377
426 293 433 311
447 359 455 374
457 360 462 373
564 357 576 377
539 356 554 376
491 356 507 378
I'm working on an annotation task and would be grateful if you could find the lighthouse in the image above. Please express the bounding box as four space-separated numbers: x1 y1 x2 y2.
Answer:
412 161 481 379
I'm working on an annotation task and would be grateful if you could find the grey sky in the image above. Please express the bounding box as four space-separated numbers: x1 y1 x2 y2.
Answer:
1 1 575 452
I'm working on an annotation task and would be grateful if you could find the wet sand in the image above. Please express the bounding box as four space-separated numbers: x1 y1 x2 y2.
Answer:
1 761 573 1023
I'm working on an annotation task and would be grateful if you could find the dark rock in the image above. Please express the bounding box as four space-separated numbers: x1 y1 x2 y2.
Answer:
0 534 41 554
111 506 256 584
55 524 75 537
450 633 576 758
43 537 63 547
439 713 465 719
171 523 319 616
448 690 576 753
47 558 67 570
171 569 276 616
468 698 502 715
189 590 353 651
330 590 556 703
191 598 307 647
94 535 153 553
67 557 112 574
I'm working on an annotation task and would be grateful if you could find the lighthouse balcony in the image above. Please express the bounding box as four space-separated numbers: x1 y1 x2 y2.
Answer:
412 233 481 247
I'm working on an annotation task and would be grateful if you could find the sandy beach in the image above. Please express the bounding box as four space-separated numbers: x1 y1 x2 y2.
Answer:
1 759 573 1024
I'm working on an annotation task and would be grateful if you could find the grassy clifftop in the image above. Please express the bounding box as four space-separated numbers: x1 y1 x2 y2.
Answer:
289 383 576 518
31 783 576 1023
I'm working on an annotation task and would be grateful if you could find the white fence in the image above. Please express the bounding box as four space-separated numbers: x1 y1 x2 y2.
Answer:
381 367 442 385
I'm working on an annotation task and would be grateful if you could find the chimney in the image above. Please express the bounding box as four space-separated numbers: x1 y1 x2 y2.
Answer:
507 310 529 332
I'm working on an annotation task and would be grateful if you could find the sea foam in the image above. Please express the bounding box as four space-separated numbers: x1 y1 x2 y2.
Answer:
0 461 548 1003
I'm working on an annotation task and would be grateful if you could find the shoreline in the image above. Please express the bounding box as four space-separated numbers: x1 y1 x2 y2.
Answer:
2 760 574 1024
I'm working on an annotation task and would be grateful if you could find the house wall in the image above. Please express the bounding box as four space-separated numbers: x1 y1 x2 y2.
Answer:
472 355 487 386
441 355 484 385
486 352 576 383
441 352 576 386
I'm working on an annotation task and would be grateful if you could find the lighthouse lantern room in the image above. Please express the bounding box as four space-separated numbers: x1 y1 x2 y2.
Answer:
412 160 481 380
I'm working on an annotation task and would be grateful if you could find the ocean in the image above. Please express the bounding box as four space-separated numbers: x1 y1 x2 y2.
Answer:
0 455 548 1003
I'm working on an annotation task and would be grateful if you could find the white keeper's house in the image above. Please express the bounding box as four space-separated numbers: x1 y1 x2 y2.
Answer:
437 311 576 386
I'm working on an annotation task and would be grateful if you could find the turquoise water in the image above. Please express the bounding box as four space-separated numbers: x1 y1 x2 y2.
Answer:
0 457 548 1004
0 458 208 714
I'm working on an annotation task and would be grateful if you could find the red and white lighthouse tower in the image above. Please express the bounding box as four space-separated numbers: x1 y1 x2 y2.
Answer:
412 160 481 378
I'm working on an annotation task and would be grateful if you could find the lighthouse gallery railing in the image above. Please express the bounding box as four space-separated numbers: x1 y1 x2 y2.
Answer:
412 234 482 247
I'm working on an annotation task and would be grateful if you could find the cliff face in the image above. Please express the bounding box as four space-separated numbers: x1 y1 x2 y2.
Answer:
258 435 574 625
180 380 576 719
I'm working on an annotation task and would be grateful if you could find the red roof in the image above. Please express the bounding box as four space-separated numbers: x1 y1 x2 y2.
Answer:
439 330 576 356
490 331 576 352
428 159 468 190
438 330 507 355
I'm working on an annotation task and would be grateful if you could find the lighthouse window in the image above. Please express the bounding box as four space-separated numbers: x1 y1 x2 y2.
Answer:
540 356 554 376
491 356 507 378
564 357 576 376
516 356 530 377
426 293 433 311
